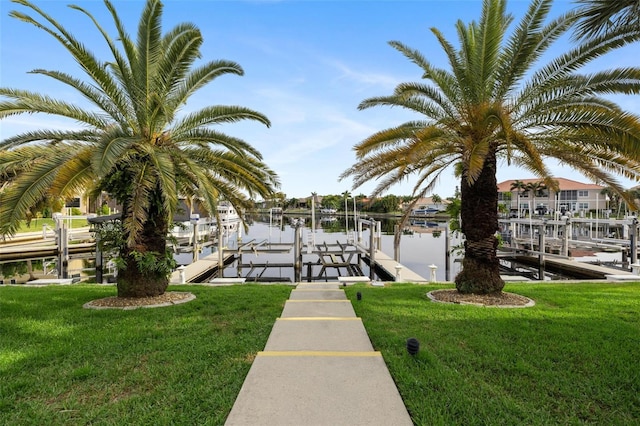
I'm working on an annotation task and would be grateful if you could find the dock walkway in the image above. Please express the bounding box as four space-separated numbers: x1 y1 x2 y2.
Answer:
224 282 413 425
170 253 234 283
372 249 428 282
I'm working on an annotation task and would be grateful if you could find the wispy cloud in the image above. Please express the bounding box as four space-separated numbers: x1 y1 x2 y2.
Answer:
325 58 402 91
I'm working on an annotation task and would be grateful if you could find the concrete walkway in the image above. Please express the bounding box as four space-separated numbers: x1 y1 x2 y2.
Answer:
225 283 413 426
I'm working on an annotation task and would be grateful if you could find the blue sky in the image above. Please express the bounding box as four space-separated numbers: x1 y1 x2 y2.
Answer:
1 0 638 199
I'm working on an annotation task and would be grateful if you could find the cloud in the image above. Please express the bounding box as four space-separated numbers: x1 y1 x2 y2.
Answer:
324 58 402 91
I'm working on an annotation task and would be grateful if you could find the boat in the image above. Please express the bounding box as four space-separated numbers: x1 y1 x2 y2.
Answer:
217 203 240 223
319 207 337 215
411 207 440 216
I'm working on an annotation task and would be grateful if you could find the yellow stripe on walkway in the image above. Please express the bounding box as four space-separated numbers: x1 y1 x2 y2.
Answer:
277 317 361 321
258 351 381 357
293 289 343 291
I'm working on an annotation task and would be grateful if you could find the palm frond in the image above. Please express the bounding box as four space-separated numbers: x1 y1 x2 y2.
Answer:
169 60 244 111
0 88 110 128
0 145 77 235
172 105 271 135
573 0 640 40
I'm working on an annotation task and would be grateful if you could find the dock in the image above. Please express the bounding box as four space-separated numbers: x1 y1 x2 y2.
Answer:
511 254 635 280
170 245 429 284
170 253 235 283
367 250 428 282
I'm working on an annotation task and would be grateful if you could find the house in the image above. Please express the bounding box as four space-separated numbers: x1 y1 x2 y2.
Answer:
497 177 607 216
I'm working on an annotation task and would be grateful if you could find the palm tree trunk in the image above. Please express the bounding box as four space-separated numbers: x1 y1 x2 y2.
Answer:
455 148 505 294
117 198 170 298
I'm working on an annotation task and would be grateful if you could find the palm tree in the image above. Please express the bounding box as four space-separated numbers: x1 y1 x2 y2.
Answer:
526 181 547 215
431 194 442 210
510 180 527 217
573 0 639 39
0 0 279 297
600 187 620 216
341 0 640 294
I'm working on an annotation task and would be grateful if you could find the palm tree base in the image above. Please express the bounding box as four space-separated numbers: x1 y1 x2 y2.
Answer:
116 275 169 298
455 257 505 294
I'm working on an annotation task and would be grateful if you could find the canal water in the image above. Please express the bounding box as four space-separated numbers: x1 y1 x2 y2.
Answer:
175 214 463 282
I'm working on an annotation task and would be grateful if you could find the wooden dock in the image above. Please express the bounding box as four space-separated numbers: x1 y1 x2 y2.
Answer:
170 253 235 283
369 250 428 282
508 253 635 280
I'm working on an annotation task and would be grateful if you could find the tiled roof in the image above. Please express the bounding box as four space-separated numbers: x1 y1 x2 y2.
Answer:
497 177 604 192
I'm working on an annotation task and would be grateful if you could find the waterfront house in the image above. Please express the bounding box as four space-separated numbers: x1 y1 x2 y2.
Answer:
497 177 607 217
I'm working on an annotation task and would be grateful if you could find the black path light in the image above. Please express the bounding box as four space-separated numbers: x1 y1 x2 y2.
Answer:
406 337 420 355
356 291 362 301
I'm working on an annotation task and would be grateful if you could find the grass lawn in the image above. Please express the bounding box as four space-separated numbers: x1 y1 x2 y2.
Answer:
345 282 640 426
0 284 292 425
15 218 90 233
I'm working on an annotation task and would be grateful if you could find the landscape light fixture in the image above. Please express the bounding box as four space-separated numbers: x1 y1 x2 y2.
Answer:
356 291 362 301
406 337 420 355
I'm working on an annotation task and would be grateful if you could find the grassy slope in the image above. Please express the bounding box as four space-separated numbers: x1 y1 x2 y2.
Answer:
346 282 640 425
0 284 291 425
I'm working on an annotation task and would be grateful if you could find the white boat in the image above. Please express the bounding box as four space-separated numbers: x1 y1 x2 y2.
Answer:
412 207 440 216
319 207 337 215
217 203 240 223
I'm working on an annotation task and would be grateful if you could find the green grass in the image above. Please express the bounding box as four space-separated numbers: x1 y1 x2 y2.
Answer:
0 284 291 425
345 282 640 426
4 282 639 425
15 218 90 233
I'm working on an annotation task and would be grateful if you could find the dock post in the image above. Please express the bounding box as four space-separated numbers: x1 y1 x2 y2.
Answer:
294 223 302 282
61 225 69 279
217 223 224 272
538 221 546 280
394 224 400 262
95 231 103 284
369 222 376 280
191 215 200 263
562 216 570 257
445 228 450 281
629 218 638 267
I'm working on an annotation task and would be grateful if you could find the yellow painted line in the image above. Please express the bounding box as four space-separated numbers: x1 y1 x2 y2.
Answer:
277 317 361 321
293 289 343 292
295 285 340 288
258 351 381 357
287 300 350 303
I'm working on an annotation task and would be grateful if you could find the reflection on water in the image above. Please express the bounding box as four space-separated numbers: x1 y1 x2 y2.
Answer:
181 214 463 282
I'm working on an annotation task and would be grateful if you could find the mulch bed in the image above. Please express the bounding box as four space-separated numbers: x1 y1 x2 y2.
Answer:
428 289 534 307
83 291 195 310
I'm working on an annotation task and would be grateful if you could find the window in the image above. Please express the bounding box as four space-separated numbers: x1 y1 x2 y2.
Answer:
65 198 80 208
578 202 589 210
578 190 589 197
559 190 577 201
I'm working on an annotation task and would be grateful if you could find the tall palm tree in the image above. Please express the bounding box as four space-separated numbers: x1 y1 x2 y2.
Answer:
526 181 547 214
341 0 640 294
431 194 442 210
0 0 279 297
573 0 639 39
510 179 527 217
